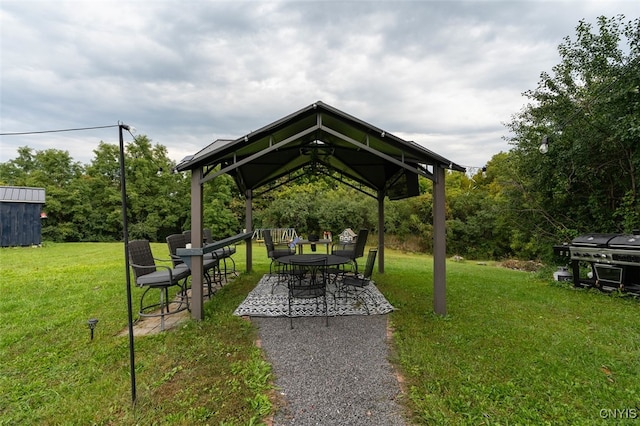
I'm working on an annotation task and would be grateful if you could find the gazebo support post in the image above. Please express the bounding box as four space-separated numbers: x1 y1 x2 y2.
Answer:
433 165 447 316
377 190 385 273
190 168 204 320
245 189 253 272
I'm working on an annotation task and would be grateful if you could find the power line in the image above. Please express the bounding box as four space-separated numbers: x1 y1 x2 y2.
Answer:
0 124 118 136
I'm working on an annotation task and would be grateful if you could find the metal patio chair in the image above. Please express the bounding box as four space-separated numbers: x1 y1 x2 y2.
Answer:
204 228 238 279
263 229 295 293
287 256 329 328
128 239 190 331
331 229 369 273
166 233 221 298
184 229 237 281
337 248 378 314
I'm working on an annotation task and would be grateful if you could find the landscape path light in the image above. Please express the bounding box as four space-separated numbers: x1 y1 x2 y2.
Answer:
87 318 98 340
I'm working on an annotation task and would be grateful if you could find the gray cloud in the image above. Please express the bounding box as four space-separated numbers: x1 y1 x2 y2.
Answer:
1 0 637 170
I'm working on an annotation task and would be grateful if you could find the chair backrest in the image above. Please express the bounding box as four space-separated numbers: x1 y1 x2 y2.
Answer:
353 229 369 259
362 248 377 280
183 229 208 246
128 240 157 279
166 233 187 267
263 229 275 256
203 228 214 244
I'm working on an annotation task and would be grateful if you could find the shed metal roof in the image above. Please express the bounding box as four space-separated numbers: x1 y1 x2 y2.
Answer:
176 101 465 200
0 186 46 203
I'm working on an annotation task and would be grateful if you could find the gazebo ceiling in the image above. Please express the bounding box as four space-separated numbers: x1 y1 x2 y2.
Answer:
176 101 465 199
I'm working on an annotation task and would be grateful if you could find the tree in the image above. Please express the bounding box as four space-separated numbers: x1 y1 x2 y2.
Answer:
0 146 34 185
505 15 640 259
120 135 190 241
0 146 88 241
252 175 378 238
83 142 129 241
202 173 242 240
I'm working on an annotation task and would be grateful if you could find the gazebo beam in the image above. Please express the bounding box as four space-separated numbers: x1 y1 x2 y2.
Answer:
199 124 320 185
320 125 434 180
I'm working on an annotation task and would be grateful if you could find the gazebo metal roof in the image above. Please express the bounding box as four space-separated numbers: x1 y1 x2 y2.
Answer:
176 101 464 198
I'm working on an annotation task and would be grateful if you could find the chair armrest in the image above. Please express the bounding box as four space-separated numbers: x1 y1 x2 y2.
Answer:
332 242 355 251
130 262 155 272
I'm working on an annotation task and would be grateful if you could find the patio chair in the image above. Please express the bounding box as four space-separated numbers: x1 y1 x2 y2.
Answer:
287 256 329 328
264 229 295 272
337 248 378 314
128 239 190 331
166 233 221 298
185 229 237 280
331 229 369 273
263 229 295 292
204 228 237 278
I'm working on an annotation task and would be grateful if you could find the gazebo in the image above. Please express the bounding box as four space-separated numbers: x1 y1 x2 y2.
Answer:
176 101 465 320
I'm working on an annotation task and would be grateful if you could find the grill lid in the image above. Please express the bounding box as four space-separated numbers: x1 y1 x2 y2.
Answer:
571 233 617 247
608 232 640 249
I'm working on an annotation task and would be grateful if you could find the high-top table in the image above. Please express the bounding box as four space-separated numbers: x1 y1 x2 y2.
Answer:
294 239 332 254
176 232 251 269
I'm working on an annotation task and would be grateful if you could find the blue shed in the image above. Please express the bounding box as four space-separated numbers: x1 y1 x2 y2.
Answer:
0 186 46 247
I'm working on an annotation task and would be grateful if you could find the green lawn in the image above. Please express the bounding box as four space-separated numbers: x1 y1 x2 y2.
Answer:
1 243 639 425
376 253 640 425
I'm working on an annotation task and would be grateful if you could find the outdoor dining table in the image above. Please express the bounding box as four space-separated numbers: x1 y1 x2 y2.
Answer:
276 253 351 267
276 253 351 294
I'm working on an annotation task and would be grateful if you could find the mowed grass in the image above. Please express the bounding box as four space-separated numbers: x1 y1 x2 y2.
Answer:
1 243 639 424
0 242 273 425
375 252 640 424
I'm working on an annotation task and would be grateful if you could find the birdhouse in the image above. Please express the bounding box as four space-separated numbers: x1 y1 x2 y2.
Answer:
339 228 357 243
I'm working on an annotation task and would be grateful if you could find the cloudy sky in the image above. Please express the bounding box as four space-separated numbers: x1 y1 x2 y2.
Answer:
1 1 637 171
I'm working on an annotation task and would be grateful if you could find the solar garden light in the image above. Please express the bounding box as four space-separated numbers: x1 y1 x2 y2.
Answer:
87 318 99 340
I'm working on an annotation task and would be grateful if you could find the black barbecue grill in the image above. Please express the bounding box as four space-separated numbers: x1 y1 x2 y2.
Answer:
554 230 640 295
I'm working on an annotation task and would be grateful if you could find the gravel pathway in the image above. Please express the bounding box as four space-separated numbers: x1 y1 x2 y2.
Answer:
253 315 407 426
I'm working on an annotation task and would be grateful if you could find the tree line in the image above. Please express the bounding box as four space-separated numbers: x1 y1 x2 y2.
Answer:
1 16 637 262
